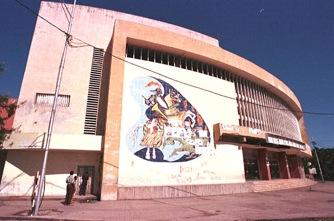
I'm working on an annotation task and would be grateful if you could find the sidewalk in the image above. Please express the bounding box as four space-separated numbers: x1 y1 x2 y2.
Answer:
0 182 333 221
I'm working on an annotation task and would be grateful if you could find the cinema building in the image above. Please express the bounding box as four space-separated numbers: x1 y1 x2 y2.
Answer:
0 2 314 200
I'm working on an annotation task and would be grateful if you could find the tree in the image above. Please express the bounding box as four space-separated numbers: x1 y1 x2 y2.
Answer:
0 96 16 146
304 146 334 181
0 62 17 147
312 148 334 181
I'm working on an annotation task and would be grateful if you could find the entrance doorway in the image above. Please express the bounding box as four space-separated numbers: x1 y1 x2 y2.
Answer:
243 148 261 180
268 152 280 179
287 155 301 178
77 165 95 195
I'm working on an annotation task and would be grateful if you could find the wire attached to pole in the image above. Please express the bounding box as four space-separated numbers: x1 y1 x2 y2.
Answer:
32 0 77 216
14 0 334 117
311 140 325 182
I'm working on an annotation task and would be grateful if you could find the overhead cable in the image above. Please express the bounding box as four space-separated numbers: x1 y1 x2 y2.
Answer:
14 0 334 117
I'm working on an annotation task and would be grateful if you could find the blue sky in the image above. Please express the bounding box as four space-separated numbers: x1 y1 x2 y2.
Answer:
1 0 334 148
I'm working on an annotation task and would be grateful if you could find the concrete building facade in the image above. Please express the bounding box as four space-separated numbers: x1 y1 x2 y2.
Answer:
0 2 312 200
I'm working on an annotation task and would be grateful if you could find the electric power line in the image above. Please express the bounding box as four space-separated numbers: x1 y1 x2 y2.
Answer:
15 0 66 34
14 0 334 117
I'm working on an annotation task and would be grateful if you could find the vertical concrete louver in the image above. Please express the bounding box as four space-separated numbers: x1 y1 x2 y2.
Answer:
84 48 104 134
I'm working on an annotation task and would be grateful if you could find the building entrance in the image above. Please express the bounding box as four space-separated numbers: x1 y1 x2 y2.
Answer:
287 155 301 178
77 165 95 195
243 148 260 180
268 152 280 179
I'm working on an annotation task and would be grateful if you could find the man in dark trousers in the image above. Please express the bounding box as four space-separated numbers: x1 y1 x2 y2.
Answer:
65 171 75 205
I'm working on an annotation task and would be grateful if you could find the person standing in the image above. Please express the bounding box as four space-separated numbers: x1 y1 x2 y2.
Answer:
64 171 75 205
72 176 78 199
79 172 89 196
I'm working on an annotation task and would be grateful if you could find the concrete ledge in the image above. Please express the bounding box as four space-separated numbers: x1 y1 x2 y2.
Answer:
0 195 97 202
118 179 316 200
250 178 317 192
0 216 99 221
118 182 252 199
3 133 102 151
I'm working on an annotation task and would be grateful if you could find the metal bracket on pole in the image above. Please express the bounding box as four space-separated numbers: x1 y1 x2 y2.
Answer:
32 0 77 216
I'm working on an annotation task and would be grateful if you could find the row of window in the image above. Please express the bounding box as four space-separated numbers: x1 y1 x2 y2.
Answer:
126 45 234 81
126 44 301 141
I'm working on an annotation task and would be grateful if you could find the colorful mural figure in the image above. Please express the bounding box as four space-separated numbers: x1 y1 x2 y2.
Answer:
128 76 210 162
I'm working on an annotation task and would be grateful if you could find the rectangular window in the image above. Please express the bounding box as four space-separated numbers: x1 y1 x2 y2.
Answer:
162 53 168 64
175 56 181 67
148 50 154 62
186 59 192 70
134 47 141 59
168 54 175 66
142 48 148 60
155 51 162 63
35 93 70 107
181 58 186 68
126 45 134 58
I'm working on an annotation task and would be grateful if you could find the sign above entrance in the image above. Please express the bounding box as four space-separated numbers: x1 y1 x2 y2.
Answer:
216 123 305 150
219 123 266 139
266 134 305 150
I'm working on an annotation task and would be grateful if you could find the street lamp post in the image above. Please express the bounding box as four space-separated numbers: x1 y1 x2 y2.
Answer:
32 0 77 216
311 141 325 182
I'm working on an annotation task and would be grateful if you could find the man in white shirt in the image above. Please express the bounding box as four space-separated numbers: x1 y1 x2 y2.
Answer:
64 171 75 205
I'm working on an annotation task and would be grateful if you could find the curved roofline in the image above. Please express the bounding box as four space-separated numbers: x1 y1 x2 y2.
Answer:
40 1 302 117
42 1 219 47
221 48 302 112
113 20 302 117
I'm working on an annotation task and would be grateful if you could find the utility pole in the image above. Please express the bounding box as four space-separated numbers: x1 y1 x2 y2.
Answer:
32 0 77 216
311 140 325 182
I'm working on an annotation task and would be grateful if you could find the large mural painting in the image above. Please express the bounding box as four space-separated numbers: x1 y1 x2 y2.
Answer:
127 76 210 162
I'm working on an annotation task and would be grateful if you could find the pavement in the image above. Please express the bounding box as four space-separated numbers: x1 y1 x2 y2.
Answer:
0 182 334 221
